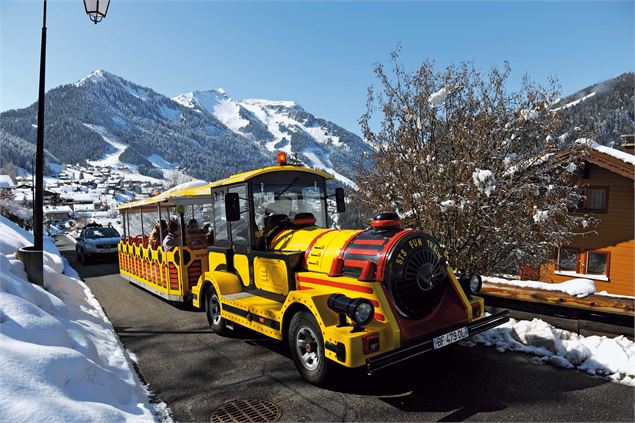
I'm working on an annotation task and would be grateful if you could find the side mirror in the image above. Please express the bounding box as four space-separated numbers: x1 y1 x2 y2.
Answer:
225 192 241 222
335 187 346 213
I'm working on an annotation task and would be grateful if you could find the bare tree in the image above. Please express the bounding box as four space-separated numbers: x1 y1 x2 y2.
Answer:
164 169 194 189
357 51 594 275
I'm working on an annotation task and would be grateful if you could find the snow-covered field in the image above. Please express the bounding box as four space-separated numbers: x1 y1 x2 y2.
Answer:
0 216 169 422
470 316 635 387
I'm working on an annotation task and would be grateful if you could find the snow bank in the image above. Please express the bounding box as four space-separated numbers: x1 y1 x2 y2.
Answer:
484 276 596 298
0 216 164 422
471 317 635 387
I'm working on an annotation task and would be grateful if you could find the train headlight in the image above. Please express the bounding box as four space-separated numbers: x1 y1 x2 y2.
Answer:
327 294 375 328
469 274 482 293
353 301 374 326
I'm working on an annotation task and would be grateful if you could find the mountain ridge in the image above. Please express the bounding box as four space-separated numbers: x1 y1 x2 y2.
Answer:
0 70 371 186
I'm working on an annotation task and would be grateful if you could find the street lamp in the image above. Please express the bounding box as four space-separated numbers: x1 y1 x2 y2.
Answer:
20 0 110 285
84 0 110 24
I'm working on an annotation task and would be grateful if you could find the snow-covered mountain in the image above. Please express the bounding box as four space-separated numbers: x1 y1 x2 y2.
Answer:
172 89 366 186
0 70 372 186
552 72 634 147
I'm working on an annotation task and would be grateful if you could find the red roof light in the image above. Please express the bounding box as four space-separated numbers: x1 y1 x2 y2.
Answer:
277 151 288 166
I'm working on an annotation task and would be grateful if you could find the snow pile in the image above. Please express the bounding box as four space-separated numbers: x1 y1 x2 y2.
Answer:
472 317 635 386
428 87 448 107
472 169 496 196
0 216 163 422
484 276 596 298
439 199 455 212
520 108 539 121
532 207 550 224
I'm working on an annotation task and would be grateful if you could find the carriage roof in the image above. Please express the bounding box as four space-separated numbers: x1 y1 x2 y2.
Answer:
117 165 333 210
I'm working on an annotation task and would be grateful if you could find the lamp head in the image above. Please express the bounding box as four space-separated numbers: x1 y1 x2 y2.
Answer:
84 0 110 24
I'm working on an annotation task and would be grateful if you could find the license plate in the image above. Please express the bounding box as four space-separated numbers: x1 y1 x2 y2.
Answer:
433 327 469 349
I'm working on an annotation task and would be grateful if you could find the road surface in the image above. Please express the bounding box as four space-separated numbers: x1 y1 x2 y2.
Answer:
56 236 634 422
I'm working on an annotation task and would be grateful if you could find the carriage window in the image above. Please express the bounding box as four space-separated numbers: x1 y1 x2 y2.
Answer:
228 185 249 246
213 190 228 242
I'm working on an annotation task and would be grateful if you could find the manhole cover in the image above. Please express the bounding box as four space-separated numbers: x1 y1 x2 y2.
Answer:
210 399 282 423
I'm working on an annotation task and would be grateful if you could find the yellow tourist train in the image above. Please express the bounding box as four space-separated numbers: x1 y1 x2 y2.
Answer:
117 152 509 383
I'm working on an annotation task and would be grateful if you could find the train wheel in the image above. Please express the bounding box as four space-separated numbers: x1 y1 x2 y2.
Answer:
288 311 330 385
206 286 229 336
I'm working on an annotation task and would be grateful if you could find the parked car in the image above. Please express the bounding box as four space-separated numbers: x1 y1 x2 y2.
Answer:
76 224 121 264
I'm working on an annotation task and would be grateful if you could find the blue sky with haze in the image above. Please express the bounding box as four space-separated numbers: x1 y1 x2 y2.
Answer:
1 0 633 135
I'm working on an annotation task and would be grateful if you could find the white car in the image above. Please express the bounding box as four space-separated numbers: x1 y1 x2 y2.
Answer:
75 225 121 264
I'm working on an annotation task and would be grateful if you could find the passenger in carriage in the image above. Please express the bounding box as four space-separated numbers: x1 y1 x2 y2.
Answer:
187 218 200 233
202 222 214 245
162 220 179 252
149 219 168 248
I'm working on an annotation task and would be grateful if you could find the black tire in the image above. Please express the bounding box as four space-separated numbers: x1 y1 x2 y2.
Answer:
205 286 229 336
288 311 331 385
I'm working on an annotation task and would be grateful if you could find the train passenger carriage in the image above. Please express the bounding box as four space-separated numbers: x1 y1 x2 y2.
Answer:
117 153 509 384
117 184 213 301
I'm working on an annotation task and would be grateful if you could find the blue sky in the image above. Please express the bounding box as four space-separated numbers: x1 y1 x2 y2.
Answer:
1 0 633 135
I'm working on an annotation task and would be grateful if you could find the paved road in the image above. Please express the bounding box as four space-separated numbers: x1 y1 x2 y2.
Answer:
57 236 634 422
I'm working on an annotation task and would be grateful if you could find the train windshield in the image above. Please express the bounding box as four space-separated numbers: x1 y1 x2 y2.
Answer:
252 173 327 231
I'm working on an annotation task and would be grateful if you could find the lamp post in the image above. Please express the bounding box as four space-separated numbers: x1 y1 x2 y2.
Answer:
21 0 110 285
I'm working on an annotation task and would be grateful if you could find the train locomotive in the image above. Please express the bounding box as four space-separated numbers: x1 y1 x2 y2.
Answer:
117 152 509 384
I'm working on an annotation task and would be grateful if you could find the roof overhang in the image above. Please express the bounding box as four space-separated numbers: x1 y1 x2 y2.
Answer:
585 150 635 180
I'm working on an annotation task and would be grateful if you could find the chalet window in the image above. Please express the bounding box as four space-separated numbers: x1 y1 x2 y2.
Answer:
586 250 610 276
587 188 607 211
578 187 608 212
557 248 578 272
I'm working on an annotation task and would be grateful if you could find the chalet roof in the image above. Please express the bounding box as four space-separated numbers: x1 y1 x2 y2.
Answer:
576 139 635 180
44 205 73 214
0 175 16 189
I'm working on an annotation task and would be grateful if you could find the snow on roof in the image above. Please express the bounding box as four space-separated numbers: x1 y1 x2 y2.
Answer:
0 175 16 189
44 205 73 214
60 192 94 203
73 204 96 212
576 138 635 166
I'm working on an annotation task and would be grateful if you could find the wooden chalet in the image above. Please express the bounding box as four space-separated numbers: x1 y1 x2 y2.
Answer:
541 137 635 297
